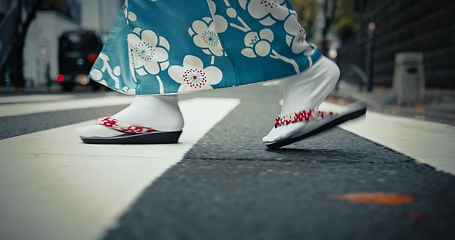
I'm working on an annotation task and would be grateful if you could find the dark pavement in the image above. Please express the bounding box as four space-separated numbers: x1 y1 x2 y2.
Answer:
100 92 455 240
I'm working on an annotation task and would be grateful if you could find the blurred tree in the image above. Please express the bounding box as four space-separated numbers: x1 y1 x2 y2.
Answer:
290 0 319 39
333 0 358 42
291 0 338 54
291 0 373 45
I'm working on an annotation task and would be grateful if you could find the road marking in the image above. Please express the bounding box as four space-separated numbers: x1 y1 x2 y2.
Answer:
0 95 135 117
320 102 455 175
0 98 240 240
0 94 76 104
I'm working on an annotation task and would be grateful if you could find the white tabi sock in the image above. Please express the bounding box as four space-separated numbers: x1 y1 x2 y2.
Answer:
77 95 184 138
263 57 340 143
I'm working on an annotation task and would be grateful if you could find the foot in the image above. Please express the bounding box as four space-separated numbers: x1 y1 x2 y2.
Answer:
76 95 184 143
263 57 340 148
263 108 336 145
263 101 366 149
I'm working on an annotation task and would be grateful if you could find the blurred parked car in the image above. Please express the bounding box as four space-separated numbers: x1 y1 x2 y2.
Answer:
57 30 103 91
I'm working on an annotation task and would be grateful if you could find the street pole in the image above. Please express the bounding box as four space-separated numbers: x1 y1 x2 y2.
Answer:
366 22 376 92
358 0 364 76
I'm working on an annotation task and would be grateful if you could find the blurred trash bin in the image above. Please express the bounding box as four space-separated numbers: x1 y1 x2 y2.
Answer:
392 52 425 105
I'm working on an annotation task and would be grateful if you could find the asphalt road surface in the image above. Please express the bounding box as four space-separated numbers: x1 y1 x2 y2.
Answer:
1 84 454 240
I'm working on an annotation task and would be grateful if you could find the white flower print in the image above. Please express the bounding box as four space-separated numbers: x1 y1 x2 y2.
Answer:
168 55 222 93
123 0 137 24
284 14 311 54
128 29 169 75
190 18 226 57
207 0 228 33
244 0 289 26
122 86 136 95
89 53 121 89
241 29 274 58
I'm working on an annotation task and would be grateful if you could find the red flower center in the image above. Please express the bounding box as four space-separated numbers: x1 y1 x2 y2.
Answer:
183 68 207 88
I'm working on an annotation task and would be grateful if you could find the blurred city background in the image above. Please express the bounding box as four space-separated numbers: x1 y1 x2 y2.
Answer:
0 0 122 92
0 0 454 93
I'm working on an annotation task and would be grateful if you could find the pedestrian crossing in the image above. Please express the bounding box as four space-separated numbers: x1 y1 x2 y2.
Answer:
0 96 239 240
0 94 454 240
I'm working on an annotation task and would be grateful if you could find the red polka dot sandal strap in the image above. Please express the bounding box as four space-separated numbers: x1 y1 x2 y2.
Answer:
96 117 156 134
274 109 336 128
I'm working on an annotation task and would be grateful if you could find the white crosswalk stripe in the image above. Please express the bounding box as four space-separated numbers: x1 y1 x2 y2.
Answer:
320 102 455 175
0 94 134 117
0 97 240 240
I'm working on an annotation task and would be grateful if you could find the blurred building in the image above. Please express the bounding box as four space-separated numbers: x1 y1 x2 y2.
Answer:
81 0 122 40
0 0 122 88
337 0 455 88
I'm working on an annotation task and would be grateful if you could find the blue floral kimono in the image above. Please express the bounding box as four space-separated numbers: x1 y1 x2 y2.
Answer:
89 0 322 95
